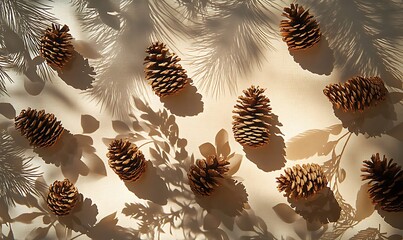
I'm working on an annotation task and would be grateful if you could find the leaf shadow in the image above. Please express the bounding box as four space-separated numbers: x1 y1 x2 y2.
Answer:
332 94 396 137
58 194 99 234
287 187 341 225
289 37 334 76
57 51 95 90
125 160 169 206
34 131 106 183
244 113 286 172
0 102 16 119
161 79 204 117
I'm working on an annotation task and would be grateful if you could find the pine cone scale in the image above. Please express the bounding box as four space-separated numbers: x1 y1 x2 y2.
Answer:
361 153 402 212
47 179 79 216
188 155 229 196
277 163 327 199
107 139 146 182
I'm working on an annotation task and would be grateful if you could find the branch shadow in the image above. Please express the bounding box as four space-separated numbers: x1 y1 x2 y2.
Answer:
332 94 397 137
57 51 95 90
161 79 204 117
243 113 286 172
190 0 279 96
0 0 58 89
0 129 43 206
289 37 334 76
73 0 193 118
125 160 169 206
299 0 402 89
287 187 341 225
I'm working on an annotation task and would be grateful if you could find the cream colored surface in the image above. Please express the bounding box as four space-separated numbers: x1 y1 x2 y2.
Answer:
1 0 402 239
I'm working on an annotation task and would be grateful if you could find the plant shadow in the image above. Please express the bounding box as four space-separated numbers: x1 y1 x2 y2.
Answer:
289 37 334 76
332 94 396 137
161 79 204 117
298 0 402 89
378 209 403 230
57 51 95 90
243 113 286 172
287 187 341 225
195 178 248 218
125 160 169 206
34 131 106 183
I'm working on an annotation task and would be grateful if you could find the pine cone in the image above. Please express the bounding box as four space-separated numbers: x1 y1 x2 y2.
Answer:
40 23 74 69
277 163 328 199
187 155 230 196
107 139 147 182
47 179 79 216
232 85 272 148
14 108 64 148
280 4 321 50
361 153 403 212
144 41 189 97
323 76 387 112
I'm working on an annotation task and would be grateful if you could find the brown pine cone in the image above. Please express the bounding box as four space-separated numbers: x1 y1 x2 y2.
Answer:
144 41 190 97
47 179 79 216
232 85 272 148
280 4 321 50
277 163 328 199
14 108 64 148
361 153 403 212
107 139 146 182
40 23 74 69
187 155 230 196
323 76 387 112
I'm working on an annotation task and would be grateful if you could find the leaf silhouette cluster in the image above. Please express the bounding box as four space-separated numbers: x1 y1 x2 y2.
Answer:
105 97 274 239
8 178 139 240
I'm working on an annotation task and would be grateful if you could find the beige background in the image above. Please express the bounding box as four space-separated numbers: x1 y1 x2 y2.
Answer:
0 0 402 239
